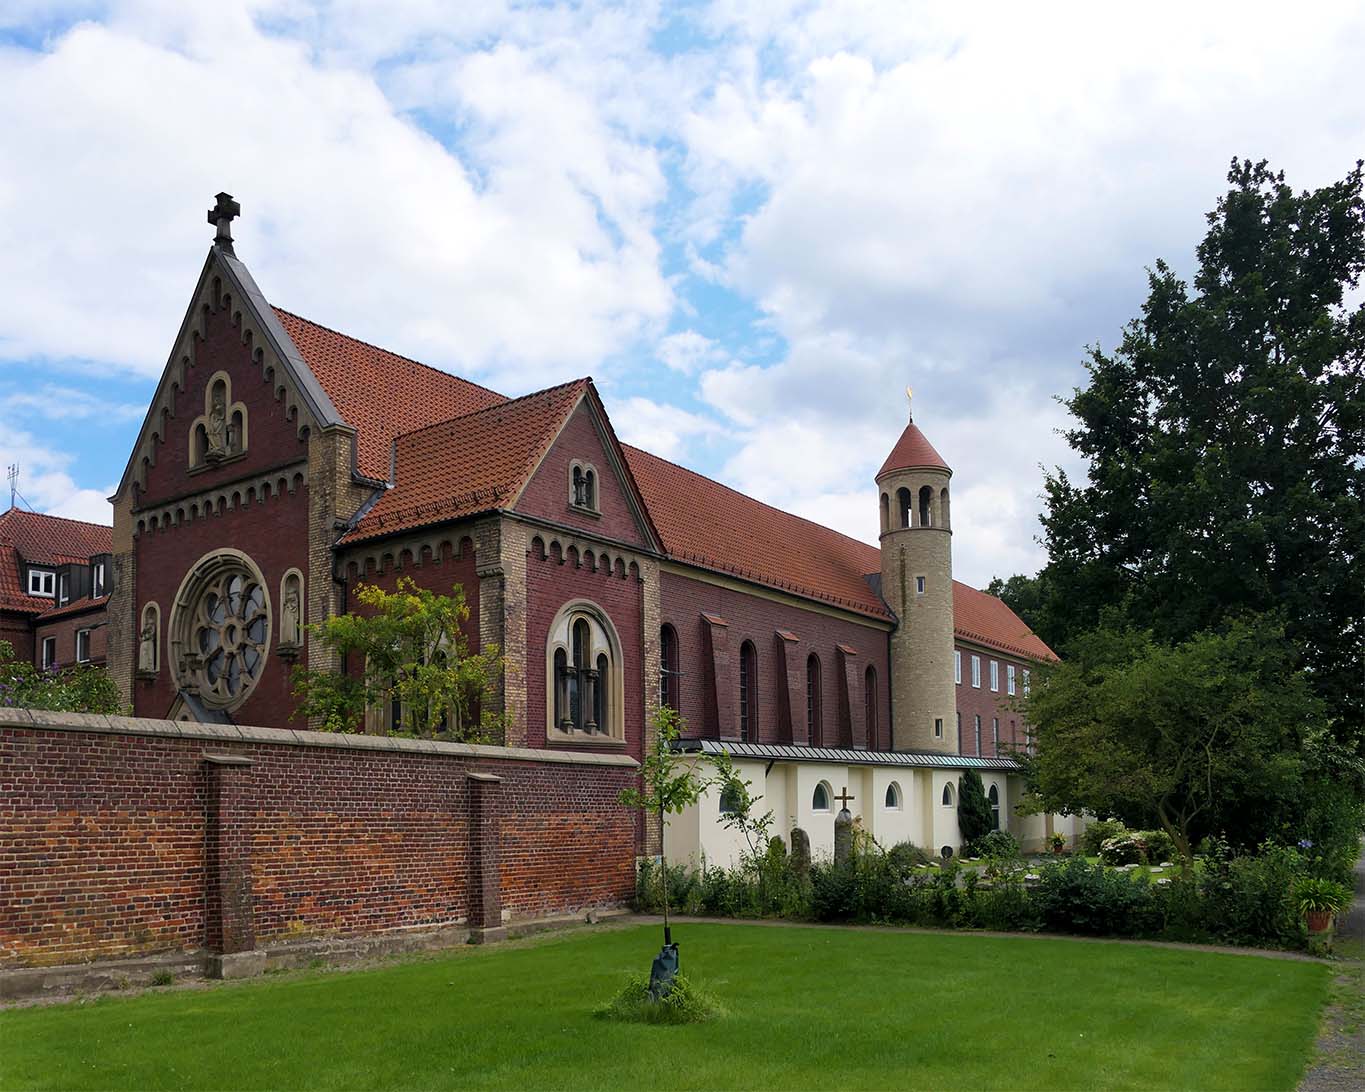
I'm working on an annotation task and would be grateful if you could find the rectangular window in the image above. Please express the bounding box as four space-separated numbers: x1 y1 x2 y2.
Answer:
58 572 70 606
41 636 56 668
76 629 91 663
989 660 999 692
1023 669 1031 697
971 655 981 688
934 717 943 739
27 569 54 597
92 561 106 598
974 714 981 754
1007 664 1016 696
954 650 961 685
915 575 926 596
992 717 999 751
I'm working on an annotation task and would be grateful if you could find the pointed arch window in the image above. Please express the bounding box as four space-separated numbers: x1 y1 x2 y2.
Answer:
988 784 1001 830
806 653 822 746
942 782 955 807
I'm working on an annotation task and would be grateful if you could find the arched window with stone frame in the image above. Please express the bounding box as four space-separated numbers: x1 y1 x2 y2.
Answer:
941 782 955 807
987 783 1001 830
896 487 912 528
569 460 600 513
546 601 623 743
918 485 934 527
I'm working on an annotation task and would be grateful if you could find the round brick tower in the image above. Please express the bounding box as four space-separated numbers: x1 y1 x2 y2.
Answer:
877 392 956 754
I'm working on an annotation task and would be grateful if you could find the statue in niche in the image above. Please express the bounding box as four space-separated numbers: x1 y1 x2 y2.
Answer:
280 585 301 649
205 387 228 461
137 617 157 674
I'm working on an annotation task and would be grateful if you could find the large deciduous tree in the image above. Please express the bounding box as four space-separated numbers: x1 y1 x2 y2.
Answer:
1011 159 1365 743
1020 618 1319 860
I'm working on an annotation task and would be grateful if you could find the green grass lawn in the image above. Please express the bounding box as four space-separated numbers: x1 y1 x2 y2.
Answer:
0 923 1330 1091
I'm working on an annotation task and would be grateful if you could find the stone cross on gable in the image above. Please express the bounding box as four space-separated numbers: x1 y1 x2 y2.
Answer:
834 787 855 812
207 192 241 255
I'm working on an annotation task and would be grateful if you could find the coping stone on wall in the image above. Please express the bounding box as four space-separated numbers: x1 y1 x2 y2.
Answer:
0 709 639 768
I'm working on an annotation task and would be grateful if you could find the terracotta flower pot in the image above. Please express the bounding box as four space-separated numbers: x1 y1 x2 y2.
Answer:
1305 909 1333 934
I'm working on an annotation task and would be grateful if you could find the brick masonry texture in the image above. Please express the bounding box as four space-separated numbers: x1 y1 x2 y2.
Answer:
660 570 892 748
524 539 645 754
953 641 1030 757
32 608 107 667
0 718 637 968
515 400 649 548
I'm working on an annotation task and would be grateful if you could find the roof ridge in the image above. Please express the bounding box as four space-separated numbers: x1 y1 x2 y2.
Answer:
0 507 112 533
392 377 589 446
622 443 879 561
271 305 508 402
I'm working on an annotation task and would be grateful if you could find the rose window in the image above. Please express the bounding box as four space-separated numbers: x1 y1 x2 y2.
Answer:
171 551 272 710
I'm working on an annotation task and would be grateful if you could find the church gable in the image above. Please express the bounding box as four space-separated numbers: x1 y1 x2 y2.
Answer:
514 391 657 550
115 233 344 508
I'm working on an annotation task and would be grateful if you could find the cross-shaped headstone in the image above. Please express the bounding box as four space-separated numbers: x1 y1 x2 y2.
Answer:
207 192 241 254
834 787 855 811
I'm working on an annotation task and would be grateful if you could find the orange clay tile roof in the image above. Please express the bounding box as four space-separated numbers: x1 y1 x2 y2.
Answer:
273 308 507 482
878 420 950 477
265 309 1046 658
36 594 110 622
0 509 111 614
623 444 894 620
952 579 1057 661
342 380 590 544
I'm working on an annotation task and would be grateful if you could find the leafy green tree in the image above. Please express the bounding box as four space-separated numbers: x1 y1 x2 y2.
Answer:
957 769 996 852
291 578 504 741
0 640 125 714
1020 159 1365 743
619 705 708 945
1020 618 1318 861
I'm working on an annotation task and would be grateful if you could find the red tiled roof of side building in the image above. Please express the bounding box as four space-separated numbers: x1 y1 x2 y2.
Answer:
35 594 110 622
623 445 894 620
0 507 112 565
273 308 507 482
878 420 950 478
0 544 48 613
952 580 1057 662
342 379 590 545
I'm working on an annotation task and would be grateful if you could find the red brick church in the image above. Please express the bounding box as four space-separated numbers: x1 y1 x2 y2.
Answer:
105 195 1062 855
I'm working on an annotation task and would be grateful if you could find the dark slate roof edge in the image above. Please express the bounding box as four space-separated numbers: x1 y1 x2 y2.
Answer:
673 738 1020 771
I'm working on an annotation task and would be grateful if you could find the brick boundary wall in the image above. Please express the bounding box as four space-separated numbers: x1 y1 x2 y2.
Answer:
0 711 638 971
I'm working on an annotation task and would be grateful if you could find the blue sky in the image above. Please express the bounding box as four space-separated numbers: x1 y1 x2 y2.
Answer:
2 1 1363 586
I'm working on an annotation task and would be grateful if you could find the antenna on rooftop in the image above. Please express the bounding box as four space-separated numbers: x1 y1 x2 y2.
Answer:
6 464 16 511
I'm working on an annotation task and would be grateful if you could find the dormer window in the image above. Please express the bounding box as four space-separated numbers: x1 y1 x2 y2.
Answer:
27 568 54 598
57 571 70 606
569 461 599 513
92 560 106 598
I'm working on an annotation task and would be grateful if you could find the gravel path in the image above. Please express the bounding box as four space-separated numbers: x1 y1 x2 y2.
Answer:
1298 839 1364 1092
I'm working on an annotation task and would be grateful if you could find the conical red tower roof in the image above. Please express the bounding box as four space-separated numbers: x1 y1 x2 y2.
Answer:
877 416 950 478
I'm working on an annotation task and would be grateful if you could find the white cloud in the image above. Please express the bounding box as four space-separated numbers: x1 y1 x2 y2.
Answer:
606 395 727 463
656 330 726 374
1 386 145 422
0 2 676 389
0 422 113 525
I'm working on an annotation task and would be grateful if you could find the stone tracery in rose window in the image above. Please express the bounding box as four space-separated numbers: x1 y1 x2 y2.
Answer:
171 551 272 710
